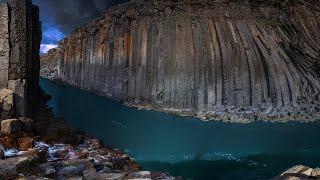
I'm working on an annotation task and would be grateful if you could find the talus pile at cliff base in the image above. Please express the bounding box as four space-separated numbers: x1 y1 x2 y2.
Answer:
41 0 320 123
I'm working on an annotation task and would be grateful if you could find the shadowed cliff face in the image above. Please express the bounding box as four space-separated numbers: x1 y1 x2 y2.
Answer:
41 0 320 122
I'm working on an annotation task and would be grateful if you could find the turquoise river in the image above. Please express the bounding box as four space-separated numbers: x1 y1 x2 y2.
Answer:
40 78 320 180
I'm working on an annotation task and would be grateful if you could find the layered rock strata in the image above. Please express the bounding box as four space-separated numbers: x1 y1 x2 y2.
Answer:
41 0 320 122
0 0 41 117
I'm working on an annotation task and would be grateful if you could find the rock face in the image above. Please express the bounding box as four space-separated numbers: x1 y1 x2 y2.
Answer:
1 119 21 134
274 165 320 180
0 0 41 117
41 0 320 122
0 88 14 118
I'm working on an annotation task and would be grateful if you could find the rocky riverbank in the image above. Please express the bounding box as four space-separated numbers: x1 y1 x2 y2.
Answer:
124 101 320 124
42 77 320 124
0 90 177 180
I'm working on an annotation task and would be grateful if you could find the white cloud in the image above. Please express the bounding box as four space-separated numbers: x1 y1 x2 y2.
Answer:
40 44 57 54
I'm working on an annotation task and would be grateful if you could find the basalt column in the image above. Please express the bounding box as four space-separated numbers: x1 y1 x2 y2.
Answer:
0 0 42 117
41 0 320 122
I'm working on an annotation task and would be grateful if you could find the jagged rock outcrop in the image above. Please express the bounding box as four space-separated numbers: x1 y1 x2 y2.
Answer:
273 165 320 180
41 0 320 122
0 0 41 117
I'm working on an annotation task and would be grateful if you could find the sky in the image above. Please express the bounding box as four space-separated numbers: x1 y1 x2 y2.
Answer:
31 0 129 54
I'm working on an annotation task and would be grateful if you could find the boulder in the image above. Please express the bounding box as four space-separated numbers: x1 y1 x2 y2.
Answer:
151 172 176 180
311 168 320 176
301 168 313 176
82 168 97 179
126 171 152 179
8 79 26 116
25 148 48 164
0 88 14 118
58 159 94 177
60 158 93 168
39 163 56 178
280 165 310 176
18 137 34 151
92 173 127 180
0 155 29 178
1 119 21 134
73 149 89 159
58 166 84 177
0 135 18 148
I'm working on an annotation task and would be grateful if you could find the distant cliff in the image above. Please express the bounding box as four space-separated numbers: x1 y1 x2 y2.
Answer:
41 0 320 122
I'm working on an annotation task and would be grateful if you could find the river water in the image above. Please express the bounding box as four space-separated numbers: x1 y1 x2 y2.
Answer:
40 78 320 180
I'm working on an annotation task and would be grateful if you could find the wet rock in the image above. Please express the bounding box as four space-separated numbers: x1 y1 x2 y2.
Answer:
25 148 48 164
0 155 29 178
58 165 84 177
98 166 112 173
276 165 320 180
82 168 97 179
94 172 127 180
39 163 56 178
102 161 114 168
58 159 94 177
1 119 21 134
18 137 35 151
301 168 313 176
126 171 151 179
280 165 310 176
311 168 320 176
74 149 89 159
0 88 14 118
60 158 93 168
151 172 176 180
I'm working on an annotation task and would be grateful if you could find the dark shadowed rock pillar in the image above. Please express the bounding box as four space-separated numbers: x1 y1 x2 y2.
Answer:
0 0 41 117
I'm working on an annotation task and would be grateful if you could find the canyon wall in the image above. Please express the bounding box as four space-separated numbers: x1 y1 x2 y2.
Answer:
0 0 41 117
41 0 320 122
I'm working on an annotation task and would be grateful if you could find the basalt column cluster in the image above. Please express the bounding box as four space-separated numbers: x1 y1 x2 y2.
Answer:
41 0 320 122
0 0 41 117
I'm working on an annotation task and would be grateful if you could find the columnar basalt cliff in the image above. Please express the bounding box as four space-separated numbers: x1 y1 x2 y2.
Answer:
0 0 41 117
41 0 320 122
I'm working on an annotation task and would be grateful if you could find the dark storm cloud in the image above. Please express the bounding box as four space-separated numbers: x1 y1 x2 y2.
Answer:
33 0 112 33
30 0 129 53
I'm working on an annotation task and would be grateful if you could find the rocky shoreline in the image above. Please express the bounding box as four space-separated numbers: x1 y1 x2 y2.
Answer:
42 77 320 124
274 165 320 180
0 92 177 180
